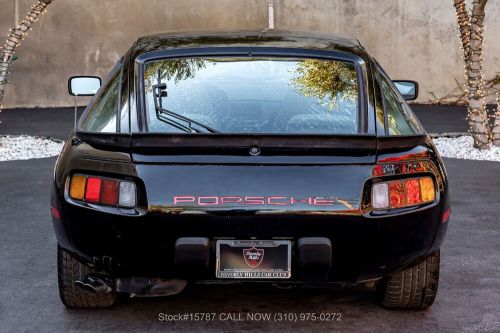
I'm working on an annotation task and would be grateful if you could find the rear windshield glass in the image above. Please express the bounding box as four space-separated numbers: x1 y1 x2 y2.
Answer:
143 57 359 134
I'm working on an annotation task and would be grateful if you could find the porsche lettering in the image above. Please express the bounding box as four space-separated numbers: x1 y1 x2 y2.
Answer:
172 195 337 206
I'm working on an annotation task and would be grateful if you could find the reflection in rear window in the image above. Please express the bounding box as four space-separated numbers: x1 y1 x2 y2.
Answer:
143 57 359 134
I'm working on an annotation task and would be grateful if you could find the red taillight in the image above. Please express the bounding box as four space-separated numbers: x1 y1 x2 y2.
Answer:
85 177 102 203
405 179 421 205
101 179 119 206
372 176 435 210
389 180 406 208
69 174 136 208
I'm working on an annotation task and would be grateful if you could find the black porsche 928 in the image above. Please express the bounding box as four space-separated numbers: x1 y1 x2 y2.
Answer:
51 30 450 309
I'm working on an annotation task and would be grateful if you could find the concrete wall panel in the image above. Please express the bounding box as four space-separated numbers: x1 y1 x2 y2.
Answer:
0 0 498 107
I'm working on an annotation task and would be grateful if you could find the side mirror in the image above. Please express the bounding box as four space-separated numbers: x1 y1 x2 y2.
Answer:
393 80 418 100
68 76 101 96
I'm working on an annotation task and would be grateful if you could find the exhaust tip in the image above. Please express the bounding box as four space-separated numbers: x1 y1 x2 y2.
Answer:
75 276 113 295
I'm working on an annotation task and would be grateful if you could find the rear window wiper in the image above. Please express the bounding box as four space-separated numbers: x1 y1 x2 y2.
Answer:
152 82 220 134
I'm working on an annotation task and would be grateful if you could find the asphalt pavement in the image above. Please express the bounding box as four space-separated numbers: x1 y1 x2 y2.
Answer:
0 156 498 332
0 106 499 332
0 107 85 140
410 105 468 134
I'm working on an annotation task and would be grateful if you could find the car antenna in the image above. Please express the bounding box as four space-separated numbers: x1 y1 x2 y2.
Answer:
74 93 78 131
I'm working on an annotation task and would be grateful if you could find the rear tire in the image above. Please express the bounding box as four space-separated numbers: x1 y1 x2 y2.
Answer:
380 250 440 309
57 245 116 308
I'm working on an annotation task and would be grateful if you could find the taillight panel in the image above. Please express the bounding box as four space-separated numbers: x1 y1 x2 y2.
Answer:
371 176 436 211
68 174 137 209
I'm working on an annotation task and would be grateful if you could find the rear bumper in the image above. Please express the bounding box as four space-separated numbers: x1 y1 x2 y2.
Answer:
52 189 449 283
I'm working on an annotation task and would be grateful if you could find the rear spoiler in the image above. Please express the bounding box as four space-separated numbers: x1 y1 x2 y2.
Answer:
76 132 131 152
75 131 429 158
129 133 379 164
376 135 428 150
130 133 377 152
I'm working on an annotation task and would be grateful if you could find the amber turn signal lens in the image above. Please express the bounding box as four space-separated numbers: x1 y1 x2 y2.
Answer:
69 175 86 200
420 177 435 202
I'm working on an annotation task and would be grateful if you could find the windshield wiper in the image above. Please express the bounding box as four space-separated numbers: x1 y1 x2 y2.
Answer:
156 106 220 134
152 79 220 134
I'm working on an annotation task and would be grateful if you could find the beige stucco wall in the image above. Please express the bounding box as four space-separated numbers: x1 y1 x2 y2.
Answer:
1 0 499 108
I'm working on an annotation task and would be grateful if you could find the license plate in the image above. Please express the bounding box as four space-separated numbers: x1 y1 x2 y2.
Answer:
216 240 291 279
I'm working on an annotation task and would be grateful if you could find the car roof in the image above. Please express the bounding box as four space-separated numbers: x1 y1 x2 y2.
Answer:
130 29 368 60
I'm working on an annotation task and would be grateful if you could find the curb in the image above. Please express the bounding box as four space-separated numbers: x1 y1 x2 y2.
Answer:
429 132 468 138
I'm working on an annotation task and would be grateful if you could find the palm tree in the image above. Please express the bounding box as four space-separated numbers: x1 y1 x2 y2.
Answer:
0 0 54 111
452 0 492 149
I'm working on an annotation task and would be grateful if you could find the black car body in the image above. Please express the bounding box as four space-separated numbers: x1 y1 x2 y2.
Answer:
51 30 449 309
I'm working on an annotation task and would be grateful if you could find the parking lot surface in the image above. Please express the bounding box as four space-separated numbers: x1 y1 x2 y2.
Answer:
0 155 499 332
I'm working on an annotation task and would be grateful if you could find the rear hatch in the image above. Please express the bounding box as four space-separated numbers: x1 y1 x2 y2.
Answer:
131 134 376 215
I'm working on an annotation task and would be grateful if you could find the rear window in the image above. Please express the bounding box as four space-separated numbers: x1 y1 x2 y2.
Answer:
143 57 359 134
